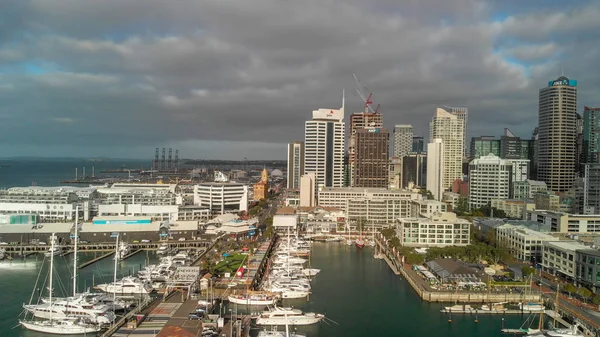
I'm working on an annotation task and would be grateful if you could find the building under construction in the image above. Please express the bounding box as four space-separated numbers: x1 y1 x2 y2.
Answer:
152 148 180 172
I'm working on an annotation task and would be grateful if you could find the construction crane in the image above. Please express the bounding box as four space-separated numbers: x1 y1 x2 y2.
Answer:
353 73 378 114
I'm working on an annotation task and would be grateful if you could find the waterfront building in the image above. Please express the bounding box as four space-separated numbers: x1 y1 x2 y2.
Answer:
541 240 588 280
429 108 464 189
538 76 578 192
96 183 183 221
297 206 345 233
583 163 600 214
576 249 600 293
193 182 248 214
490 199 535 219
304 96 346 188
272 214 298 233
426 139 444 201
513 180 547 199
584 106 600 164
299 173 316 207
397 212 470 247
0 186 95 222
402 153 427 188
440 106 468 157
496 224 557 262
412 136 424 153
253 168 270 201
287 141 305 189
353 128 390 188
468 154 512 210
393 125 413 158
525 210 600 233
349 110 382 186
470 136 500 160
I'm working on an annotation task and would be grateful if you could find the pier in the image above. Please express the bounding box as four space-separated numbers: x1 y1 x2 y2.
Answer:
78 251 114 269
2 240 210 255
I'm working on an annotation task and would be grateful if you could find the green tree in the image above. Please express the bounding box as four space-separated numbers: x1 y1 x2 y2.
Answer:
380 228 395 240
522 266 536 277
563 283 577 296
390 237 401 248
592 294 600 305
455 196 469 215
577 287 593 302
419 189 434 200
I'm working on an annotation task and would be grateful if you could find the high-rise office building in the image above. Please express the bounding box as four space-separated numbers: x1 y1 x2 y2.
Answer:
576 113 584 177
402 153 427 188
429 108 464 189
426 139 444 201
353 128 390 188
500 128 523 159
441 106 468 157
584 106 600 164
299 173 316 207
469 154 512 210
412 136 424 153
470 136 500 159
393 125 413 158
304 95 346 188
349 111 383 185
287 141 305 189
538 76 577 192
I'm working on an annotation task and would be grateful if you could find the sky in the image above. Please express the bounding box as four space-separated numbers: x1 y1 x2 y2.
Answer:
1 0 599 160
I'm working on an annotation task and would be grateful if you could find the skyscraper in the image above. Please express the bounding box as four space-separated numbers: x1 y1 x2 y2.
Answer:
538 76 577 192
441 106 468 157
412 136 424 153
584 106 600 164
468 154 512 210
426 139 444 201
287 141 305 189
393 125 413 158
353 128 390 188
348 111 382 185
429 108 464 189
470 136 500 159
304 95 346 188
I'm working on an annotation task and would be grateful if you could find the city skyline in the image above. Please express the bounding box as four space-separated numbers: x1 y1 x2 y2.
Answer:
1 1 600 159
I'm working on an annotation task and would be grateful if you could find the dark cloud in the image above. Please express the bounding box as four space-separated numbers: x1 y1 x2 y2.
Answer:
0 0 599 159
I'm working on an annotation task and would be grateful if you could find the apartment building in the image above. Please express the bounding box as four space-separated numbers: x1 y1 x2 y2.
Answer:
542 240 588 280
490 199 535 219
576 249 600 293
496 224 557 262
396 212 471 247
525 210 600 233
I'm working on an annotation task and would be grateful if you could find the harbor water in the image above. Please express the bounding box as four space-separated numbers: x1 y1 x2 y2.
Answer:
0 251 158 337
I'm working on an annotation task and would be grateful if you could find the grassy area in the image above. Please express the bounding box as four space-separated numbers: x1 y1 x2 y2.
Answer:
214 253 247 274
489 281 530 287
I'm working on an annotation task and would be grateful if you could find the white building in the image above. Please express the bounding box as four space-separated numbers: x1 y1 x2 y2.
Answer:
426 138 444 201
429 108 464 189
440 106 468 157
525 210 600 233
393 124 413 158
193 183 248 214
287 141 304 189
542 240 589 280
496 224 556 262
304 95 345 188
318 187 421 212
396 212 470 247
299 173 316 207
512 180 547 199
468 154 512 210
272 214 299 232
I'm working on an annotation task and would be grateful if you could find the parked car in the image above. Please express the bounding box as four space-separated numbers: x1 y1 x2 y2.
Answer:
141 239 151 243
188 312 201 320
178 238 186 242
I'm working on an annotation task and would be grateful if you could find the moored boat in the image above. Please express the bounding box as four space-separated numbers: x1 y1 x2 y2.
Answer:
256 306 324 326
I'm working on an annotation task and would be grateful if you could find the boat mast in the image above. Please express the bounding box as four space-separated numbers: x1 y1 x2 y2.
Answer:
113 233 119 305
554 284 559 328
73 206 79 297
49 233 55 322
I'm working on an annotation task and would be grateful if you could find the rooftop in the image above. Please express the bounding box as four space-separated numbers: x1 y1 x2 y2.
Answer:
545 240 589 251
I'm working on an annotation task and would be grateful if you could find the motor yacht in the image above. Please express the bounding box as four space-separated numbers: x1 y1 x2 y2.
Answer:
24 299 116 325
157 243 169 255
44 246 62 257
95 276 153 294
519 302 545 312
526 324 585 337
256 306 324 326
20 317 102 335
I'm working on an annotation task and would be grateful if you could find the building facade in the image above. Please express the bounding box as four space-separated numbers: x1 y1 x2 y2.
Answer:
304 99 346 188
583 163 600 214
470 136 500 160
299 173 316 207
353 128 390 188
397 212 471 247
542 241 588 280
512 180 547 199
441 106 468 157
525 210 600 233
496 224 556 262
402 153 427 188
576 249 600 293
253 168 270 201
349 111 383 185
393 124 413 158
427 139 444 201
193 183 248 214
287 141 305 189
430 108 464 189
468 154 512 210
538 76 578 192
412 136 425 153
584 106 600 164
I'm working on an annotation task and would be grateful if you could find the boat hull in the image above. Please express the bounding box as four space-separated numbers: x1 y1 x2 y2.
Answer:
228 296 277 306
20 320 101 335
256 315 323 326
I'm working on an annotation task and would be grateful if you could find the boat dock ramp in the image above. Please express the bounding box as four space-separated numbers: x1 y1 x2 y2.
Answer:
78 251 114 269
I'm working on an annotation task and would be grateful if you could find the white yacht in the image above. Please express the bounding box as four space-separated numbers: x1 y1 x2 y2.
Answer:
40 292 128 311
258 329 307 337
520 302 545 311
157 243 169 255
443 304 474 312
172 252 189 265
526 324 585 337
95 276 153 294
24 299 115 325
0 247 6 260
256 306 324 326
263 285 310 299
228 292 279 306
116 241 131 260
301 268 320 277
44 246 62 257
20 317 102 335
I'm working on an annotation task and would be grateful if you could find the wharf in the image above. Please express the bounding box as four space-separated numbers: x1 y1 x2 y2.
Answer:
78 251 113 269
2 240 210 255
122 249 142 260
441 309 543 314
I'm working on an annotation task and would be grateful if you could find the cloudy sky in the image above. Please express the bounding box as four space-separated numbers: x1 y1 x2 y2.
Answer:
1 0 599 160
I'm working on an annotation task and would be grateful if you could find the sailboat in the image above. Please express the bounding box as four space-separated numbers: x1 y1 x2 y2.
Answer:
355 218 365 249
20 233 103 335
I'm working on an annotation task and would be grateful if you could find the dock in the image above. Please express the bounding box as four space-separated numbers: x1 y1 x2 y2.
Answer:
441 309 544 314
501 329 527 334
78 251 114 269
121 249 142 260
